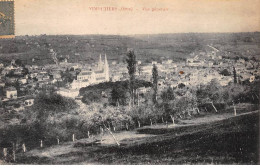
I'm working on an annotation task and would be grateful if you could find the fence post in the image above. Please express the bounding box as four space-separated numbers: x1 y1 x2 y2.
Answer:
113 126 116 132
87 131 90 138
22 143 26 153
170 115 175 125
100 126 104 135
138 121 141 128
162 117 164 123
40 140 43 148
233 102 237 116
12 142 16 162
150 119 153 126
108 123 111 131
166 121 168 128
72 134 75 142
3 148 7 159
126 123 129 130
57 138 60 145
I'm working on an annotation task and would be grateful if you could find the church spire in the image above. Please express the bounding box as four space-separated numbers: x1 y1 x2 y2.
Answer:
99 54 102 63
104 53 108 66
98 54 103 70
104 53 109 81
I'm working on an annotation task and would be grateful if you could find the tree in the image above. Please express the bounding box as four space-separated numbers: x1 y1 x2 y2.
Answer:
160 87 175 117
126 50 137 106
161 87 175 102
196 79 223 113
61 70 74 83
82 91 101 105
152 64 158 104
233 66 237 84
110 87 127 106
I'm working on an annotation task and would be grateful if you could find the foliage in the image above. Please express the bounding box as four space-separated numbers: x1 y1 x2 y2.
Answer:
196 79 223 105
161 87 175 102
82 90 101 105
30 92 78 115
126 50 137 104
152 64 158 104
79 80 152 106
110 86 128 106
60 69 75 83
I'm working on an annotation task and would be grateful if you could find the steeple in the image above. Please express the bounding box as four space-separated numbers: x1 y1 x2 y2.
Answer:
99 54 102 64
98 54 103 70
104 54 108 66
104 53 109 81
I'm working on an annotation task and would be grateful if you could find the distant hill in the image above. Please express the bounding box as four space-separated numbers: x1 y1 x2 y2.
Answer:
0 32 259 66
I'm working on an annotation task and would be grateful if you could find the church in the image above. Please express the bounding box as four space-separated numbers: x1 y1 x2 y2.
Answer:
70 54 110 89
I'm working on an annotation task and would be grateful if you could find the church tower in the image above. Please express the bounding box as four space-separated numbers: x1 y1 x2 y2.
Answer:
97 54 103 71
104 54 110 81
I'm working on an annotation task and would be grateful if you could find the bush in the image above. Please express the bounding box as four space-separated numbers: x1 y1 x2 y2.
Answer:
32 92 78 113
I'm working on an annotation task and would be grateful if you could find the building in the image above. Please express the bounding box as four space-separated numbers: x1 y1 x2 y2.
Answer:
70 54 110 89
6 87 17 99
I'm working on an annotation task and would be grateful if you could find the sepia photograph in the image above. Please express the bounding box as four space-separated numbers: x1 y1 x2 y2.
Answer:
0 0 259 165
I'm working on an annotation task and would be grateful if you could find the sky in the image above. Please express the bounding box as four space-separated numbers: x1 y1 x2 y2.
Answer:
15 0 260 35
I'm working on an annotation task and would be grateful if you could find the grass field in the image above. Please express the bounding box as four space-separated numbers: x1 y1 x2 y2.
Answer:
13 110 259 165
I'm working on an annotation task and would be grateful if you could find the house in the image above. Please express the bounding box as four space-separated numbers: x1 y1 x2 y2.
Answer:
19 78 27 84
6 87 17 99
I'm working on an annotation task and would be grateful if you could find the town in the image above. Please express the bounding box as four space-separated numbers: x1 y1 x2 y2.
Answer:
0 34 259 164
0 44 258 112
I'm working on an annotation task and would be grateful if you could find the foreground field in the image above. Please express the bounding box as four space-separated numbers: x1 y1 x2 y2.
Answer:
13 109 259 165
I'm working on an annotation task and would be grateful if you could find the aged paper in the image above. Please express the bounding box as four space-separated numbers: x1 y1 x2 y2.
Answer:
0 0 259 165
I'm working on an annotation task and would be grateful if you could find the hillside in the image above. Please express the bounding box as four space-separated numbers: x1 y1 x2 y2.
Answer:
0 32 259 65
14 111 259 164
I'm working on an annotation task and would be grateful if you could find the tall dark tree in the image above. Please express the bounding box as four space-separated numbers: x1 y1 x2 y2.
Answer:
233 66 237 84
152 64 158 104
126 50 137 106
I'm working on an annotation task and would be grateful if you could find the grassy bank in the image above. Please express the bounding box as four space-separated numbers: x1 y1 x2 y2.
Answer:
13 110 259 164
